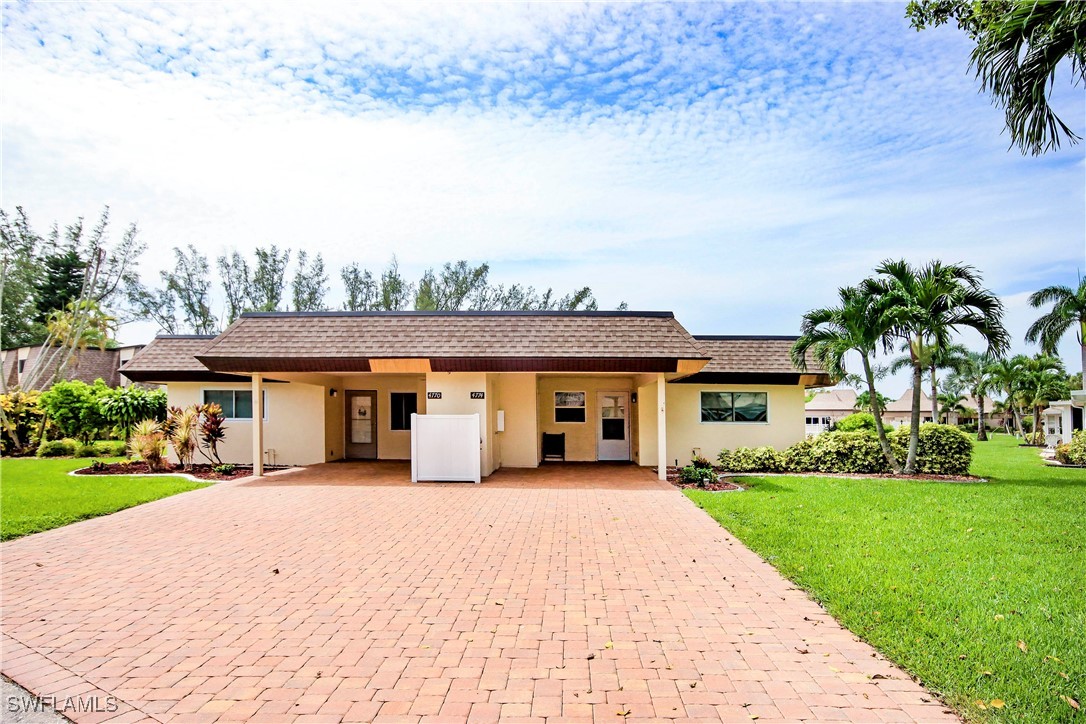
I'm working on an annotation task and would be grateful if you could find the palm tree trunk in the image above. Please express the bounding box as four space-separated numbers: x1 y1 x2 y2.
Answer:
906 363 922 474
1080 336 1085 394
930 362 938 422
1033 405 1042 445
977 396 988 442
863 354 901 474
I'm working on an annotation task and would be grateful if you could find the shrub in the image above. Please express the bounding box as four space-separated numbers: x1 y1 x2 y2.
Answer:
721 446 785 473
889 424 973 475
37 438 77 457
679 465 709 484
92 440 127 457
835 412 877 433
128 419 168 472
785 431 889 474
98 385 168 438
213 463 236 475
1024 431 1045 446
1054 430 1086 465
38 379 110 443
75 443 99 457
1 390 45 455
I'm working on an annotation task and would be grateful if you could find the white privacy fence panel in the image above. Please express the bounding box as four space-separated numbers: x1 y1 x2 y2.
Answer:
411 413 481 483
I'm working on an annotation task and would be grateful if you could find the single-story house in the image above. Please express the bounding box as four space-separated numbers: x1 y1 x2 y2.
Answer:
2 343 145 389
882 388 936 428
956 395 1008 430
119 311 831 480
804 388 858 435
1042 399 1084 447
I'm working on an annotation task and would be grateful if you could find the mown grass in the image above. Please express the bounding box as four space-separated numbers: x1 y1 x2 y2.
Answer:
687 434 1084 722
1 457 207 541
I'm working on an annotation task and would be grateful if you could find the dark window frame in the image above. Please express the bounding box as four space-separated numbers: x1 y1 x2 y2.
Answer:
700 391 769 424
390 392 418 431
202 389 266 420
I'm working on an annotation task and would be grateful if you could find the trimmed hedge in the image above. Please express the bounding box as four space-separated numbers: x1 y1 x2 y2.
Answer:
716 424 974 477
93 440 127 457
835 412 877 433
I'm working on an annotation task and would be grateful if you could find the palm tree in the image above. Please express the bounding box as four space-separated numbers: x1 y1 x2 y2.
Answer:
888 342 969 422
856 390 891 415
937 391 968 425
864 260 1010 474
792 286 902 473
989 354 1029 436
1019 354 1069 444
1026 278 1086 392
948 351 998 440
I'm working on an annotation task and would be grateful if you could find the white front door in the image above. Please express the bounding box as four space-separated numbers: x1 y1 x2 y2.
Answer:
597 391 631 461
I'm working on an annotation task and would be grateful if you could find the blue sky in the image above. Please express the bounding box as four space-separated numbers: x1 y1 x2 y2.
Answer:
3 1 1084 393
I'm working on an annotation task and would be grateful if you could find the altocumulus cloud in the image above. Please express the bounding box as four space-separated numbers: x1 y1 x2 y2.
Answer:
2 1 1083 388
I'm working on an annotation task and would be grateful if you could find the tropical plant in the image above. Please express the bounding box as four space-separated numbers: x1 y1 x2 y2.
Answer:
198 403 227 465
128 418 167 471
907 0 1086 155
167 405 200 471
1018 354 1069 444
98 385 167 439
792 286 903 473
863 260 1009 474
855 390 890 414
947 351 998 440
888 342 969 423
1026 278 1086 392
835 412 878 433
937 391 968 425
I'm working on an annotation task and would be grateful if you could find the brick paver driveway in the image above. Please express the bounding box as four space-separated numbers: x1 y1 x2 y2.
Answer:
1 463 954 723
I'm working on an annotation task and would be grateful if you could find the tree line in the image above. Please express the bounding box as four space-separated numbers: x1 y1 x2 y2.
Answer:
1 205 614 350
793 260 1084 475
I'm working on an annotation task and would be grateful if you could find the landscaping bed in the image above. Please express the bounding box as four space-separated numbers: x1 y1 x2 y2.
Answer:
665 467 742 491
74 461 260 481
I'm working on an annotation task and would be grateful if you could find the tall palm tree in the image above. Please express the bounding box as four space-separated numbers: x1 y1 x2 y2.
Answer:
989 354 1029 436
1020 354 1069 444
864 260 1010 473
948 351 998 441
1026 278 1086 392
792 286 903 473
937 391 968 425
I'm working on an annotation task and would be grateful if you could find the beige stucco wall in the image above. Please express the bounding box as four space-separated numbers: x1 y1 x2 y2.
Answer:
664 383 806 467
338 374 427 460
494 373 538 468
165 381 327 466
536 376 637 462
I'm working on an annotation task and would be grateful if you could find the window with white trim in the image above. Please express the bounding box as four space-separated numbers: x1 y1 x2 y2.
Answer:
700 392 768 423
554 391 586 423
203 389 266 419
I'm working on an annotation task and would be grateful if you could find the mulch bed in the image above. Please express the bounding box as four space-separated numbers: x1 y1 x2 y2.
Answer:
664 467 742 491
74 461 259 481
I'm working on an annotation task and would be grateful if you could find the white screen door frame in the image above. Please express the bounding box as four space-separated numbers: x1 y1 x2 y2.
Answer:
597 391 631 461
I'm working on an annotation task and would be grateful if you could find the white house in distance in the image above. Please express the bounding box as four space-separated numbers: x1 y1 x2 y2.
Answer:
803 388 857 435
1043 399 1084 447
120 311 832 479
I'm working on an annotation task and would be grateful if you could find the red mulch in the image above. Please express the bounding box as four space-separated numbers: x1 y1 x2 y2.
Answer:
74 461 257 481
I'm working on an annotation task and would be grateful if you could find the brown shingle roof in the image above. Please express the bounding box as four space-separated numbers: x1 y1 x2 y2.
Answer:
692 336 828 375
806 388 858 412
195 311 708 373
120 336 247 382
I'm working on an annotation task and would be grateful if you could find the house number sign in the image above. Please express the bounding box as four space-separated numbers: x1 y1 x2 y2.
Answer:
470 391 485 399
427 392 442 399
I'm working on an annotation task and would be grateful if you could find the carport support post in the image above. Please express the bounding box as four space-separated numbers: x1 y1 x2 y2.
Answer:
657 373 667 481
252 374 264 477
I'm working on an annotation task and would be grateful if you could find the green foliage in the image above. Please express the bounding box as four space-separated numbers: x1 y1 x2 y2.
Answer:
93 440 127 457
889 424 974 475
38 379 110 443
34 246 85 325
1053 431 1085 465
249 245 291 311
98 385 167 438
679 465 710 484
37 438 77 457
719 446 785 473
1 390 45 455
75 442 100 457
1 207 47 347
212 463 236 475
785 431 889 474
291 250 328 311
835 412 877 432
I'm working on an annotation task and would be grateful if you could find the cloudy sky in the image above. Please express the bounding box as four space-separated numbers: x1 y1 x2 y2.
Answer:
3 1 1083 394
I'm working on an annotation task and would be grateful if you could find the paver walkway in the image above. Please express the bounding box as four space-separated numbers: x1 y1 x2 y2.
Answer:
1 463 955 723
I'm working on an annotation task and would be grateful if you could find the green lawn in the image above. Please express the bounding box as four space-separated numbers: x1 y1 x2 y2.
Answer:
687 434 1084 722
1 457 208 541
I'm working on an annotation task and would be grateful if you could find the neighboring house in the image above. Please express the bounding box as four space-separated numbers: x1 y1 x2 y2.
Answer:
804 388 857 435
957 396 1007 430
1042 400 1084 447
1 344 145 390
120 311 832 478
882 388 936 428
